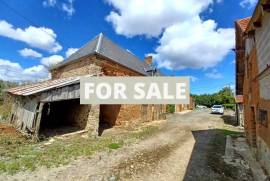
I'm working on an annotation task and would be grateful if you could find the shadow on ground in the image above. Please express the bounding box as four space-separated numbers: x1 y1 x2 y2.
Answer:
183 129 252 181
221 112 238 126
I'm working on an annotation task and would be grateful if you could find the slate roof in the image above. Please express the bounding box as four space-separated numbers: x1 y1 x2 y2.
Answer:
51 33 151 76
236 17 251 32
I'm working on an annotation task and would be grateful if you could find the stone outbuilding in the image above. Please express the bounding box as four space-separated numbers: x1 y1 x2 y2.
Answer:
7 33 167 138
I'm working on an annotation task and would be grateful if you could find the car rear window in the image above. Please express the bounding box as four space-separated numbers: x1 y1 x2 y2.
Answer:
213 105 222 108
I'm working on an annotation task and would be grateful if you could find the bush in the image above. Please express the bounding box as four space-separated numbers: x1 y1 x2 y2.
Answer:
0 94 12 121
223 104 235 111
166 104 175 113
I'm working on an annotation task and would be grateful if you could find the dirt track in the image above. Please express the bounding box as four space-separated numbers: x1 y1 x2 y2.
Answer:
1 109 252 181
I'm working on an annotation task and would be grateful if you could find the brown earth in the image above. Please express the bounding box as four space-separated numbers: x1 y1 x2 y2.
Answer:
0 109 253 181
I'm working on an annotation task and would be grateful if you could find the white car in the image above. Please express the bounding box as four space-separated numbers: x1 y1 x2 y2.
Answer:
196 105 207 109
211 105 224 114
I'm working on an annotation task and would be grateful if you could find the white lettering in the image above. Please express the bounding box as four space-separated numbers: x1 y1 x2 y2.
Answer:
146 83 162 100
134 83 145 99
176 83 186 99
114 83 127 99
85 83 95 99
163 83 174 100
96 83 112 100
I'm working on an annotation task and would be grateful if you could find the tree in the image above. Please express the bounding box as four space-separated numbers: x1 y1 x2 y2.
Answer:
193 87 235 108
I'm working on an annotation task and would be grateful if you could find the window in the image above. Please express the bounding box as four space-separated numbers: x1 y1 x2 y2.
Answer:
259 109 268 127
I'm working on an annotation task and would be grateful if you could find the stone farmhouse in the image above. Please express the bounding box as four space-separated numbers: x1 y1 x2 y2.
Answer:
235 0 270 174
7 33 167 138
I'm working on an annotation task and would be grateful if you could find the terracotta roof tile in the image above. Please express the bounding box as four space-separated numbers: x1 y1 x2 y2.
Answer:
236 17 251 31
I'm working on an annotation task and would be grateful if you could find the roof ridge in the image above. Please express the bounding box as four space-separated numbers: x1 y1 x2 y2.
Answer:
95 33 103 53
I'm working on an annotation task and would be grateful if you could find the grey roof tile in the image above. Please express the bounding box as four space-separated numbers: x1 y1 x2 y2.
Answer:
51 33 153 76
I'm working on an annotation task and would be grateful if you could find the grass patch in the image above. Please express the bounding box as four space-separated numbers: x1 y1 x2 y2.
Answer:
108 142 122 150
223 129 243 136
0 124 158 175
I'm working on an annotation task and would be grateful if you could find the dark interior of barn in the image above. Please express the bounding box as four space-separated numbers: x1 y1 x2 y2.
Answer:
99 104 121 135
39 99 87 137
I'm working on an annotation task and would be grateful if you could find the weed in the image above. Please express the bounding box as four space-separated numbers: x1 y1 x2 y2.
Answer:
0 124 158 175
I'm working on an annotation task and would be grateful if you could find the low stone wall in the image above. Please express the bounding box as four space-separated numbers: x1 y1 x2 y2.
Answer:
257 136 270 174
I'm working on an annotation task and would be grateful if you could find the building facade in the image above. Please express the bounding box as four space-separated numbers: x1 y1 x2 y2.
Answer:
235 0 270 174
7 33 166 138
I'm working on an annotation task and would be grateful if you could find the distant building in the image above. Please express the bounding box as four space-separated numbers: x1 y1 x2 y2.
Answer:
235 0 270 174
175 96 195 112
235 17 251 127
6 33 166 138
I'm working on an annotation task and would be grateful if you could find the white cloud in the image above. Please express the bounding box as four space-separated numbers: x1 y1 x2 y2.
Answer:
0 58 49 82
231 60 236 64
0 20 62 53
65 48 78 58
62 0 75 16
41 55 64 67
205 69 223 79
18 48 43 58
189 76 198 82
240 0 257 9
105 0 235 70
153 17 235 70
106 0 213 37
43 0 57 7
43 0 75 17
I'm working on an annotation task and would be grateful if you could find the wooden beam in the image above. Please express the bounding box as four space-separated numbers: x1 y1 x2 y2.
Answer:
33 102 44 141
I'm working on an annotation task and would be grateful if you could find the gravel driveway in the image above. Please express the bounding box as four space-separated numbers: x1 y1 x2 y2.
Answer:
1 109 252 181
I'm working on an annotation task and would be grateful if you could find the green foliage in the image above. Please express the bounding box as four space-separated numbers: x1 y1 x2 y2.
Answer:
108 142 123 149
193 87 235 108
0 80 17 121
223 104 235 111
0 80 17 105
166 104 175 113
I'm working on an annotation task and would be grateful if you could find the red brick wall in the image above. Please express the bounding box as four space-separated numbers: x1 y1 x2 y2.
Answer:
243 48 260 147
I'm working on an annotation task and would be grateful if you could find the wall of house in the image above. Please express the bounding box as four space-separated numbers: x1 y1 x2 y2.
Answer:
51 54 139 79
243 47 259 147
254 13 270 173
50 54 167 134
243 12 270 174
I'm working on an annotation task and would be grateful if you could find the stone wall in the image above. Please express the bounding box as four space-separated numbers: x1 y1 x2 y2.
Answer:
257 136 270 174
51 54 140 79
50 54 167 135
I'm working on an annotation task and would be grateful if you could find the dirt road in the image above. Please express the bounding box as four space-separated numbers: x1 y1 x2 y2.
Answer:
2 109 252 181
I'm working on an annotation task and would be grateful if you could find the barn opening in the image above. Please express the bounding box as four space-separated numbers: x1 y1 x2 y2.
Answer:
99 104 121 135
39 99 88 137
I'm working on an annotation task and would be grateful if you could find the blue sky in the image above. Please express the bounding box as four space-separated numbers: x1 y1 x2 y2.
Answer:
0 0 256 94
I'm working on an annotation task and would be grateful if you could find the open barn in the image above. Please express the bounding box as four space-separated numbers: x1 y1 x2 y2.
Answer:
6 33 167 139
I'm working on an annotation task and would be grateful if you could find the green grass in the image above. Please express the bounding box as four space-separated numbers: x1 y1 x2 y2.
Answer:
108 142 123 149
0 125 158 175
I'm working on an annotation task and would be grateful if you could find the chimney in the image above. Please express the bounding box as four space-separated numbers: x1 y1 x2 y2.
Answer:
144 56 153 65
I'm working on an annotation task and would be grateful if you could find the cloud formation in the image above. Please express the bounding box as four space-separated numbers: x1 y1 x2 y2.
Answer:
65 48 79 58
43 0 75 17
205 69 223 79
41 55 64 67
0 58 49 82
18 48 43 58
0 20 62 53
105 0 234 70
